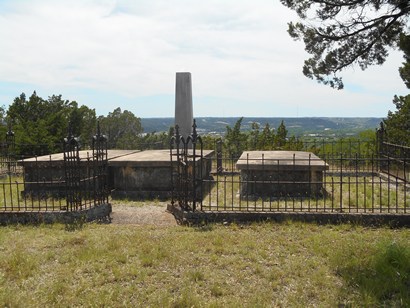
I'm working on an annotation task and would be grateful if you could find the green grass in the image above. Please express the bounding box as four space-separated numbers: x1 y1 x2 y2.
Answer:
1 173 409 213
203 175 410 212
0 221 409 307
110 198 165 208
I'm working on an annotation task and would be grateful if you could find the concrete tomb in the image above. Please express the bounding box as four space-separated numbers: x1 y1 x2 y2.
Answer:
19 72 212 200
21 149 214 200
236 151 328 198
109 149 213 199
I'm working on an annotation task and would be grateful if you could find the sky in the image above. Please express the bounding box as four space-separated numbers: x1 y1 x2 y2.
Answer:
0 0 408 118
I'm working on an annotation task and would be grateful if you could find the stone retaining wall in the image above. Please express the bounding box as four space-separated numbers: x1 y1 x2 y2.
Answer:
0 203 111 225
168 204 410 227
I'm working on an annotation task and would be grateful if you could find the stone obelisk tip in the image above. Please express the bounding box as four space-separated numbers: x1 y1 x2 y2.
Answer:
175 72 193 139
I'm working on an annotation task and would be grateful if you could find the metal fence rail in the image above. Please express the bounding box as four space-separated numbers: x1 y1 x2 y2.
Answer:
0 125 109 213
0 156 108 212
197 155 409 214
169 123 409 215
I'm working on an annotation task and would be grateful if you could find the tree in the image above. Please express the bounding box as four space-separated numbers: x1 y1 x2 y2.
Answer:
99 107 143 149
281 0 410 89
398 33 410 88
384 94 410 144
383 33 410 145
7 92 69 153
224 117 247 158
68 102 97 143
275 120 288 148
259 123 275 150
7 92 99 155
248 122 260 150
0 105 7 138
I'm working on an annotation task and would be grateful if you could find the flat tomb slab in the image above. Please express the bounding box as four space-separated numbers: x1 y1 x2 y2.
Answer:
110 150 214 199
21 149 140 164
236 151 328 198
110 149 213 167
20 149 214 200
236 151 328 171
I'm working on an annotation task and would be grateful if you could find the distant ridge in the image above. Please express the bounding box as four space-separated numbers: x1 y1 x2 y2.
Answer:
141 117 383 137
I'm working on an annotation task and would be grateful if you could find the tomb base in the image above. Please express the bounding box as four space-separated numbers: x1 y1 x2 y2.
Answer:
236 151 328 198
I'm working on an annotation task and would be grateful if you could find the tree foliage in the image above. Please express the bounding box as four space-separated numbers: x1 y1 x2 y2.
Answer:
225 117 248 158
8 92 69 153
383 33 410 145
384 94 410 144
224 118 295 156
281 0 410 89
6 92 97 155
138 127 174 150
98 107 143 149
398 33 410 88
275 120 288 148
4 92 145 154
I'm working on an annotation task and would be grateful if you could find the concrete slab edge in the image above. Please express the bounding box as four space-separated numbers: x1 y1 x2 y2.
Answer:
0 203 112 225
167 205 410 227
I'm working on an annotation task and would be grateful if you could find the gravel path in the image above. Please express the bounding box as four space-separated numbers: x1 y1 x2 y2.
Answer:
110 203 178 226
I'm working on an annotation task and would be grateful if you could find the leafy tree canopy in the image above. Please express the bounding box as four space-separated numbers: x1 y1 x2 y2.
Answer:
384 94 410 144
281 0 410 89
7 91 96 155
224 118 296 156
383 33 410 145
98 107 143 149
225 117 248 158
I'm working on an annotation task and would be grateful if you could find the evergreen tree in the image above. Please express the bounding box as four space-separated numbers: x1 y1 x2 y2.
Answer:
260 123 275 150
99 107 143 149
384 34 410 145
68 102 97 144
384 95 410 145
275 120 288 148
7 92 68 154
281 0 410 89
249 122 260 150
224 117 247 158
7 92 99 155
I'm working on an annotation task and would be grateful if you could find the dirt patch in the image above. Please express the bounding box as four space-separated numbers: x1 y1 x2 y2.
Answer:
110 203 178 226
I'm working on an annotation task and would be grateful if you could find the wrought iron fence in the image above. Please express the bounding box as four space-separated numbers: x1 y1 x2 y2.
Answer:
377 122 409 182
198 154 408 214
170 127 409 214
170 121 204 212
0 125 109 212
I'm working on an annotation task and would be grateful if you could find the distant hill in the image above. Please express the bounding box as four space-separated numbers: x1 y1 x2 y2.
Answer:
141 117 383 137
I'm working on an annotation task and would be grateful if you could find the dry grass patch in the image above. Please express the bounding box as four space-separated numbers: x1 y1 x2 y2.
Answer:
0 222 409 307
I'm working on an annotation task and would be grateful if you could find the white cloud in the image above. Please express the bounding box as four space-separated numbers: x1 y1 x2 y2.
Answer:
0 0 406 117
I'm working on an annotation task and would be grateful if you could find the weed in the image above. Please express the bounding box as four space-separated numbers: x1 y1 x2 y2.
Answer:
64 216 86 232
188 270 205 282
335 240 410 306
210 283 224 297
0 223 408 306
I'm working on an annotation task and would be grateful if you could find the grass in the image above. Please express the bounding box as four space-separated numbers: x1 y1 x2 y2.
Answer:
1 171 409 213
0 220 409 307
111 198 166 208
202 174 410 212
0 176 167 211
0 176 97 211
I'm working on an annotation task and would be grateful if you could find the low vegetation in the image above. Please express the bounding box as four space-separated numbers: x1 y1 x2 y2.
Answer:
203 175 410 213
0 220 409 307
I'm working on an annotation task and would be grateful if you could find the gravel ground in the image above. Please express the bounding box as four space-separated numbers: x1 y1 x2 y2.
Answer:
110 203 178 226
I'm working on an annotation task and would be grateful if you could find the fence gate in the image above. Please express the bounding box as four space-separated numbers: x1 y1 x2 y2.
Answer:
170 120 203 211
63 127 82 211
92 123 109 205
377 122 409 182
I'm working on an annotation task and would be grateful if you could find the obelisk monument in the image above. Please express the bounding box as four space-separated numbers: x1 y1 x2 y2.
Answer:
175 72 193 140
